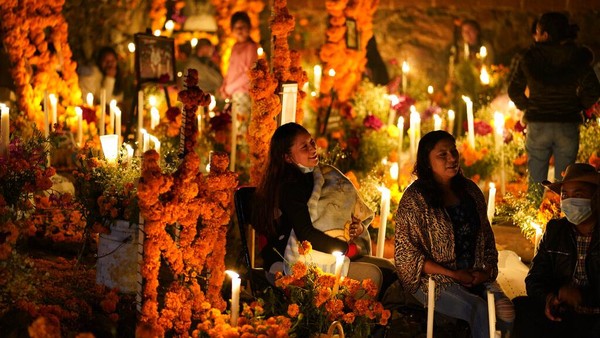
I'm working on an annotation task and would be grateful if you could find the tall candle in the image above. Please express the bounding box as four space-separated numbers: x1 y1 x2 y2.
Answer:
433 113 442 131
487 183 496 224
390 162 399 181
447 109 455 135
197 113 202 132
402 61 410 93
397 116 404 157
229 105 238 172
480 65 490 85
109 100 117 134
487 291 496 338
225 270 241 327
533 223 542 254
149 134 161 157
427 277 435 338
387 94 399 126
137 90 144 154
332 251 345 295
115 107 122 148
75 107 83 147
150 107 159 130
493 112 504 151
43 92 49 137
100 89 106 136
280 83 298 125
480 46 488 61
313 65 322 95
86 92 94 107
377 187 391 258
49 94 58 130
0 105 9 157
462 96 475 149
141 129 149 153
409 106 421 160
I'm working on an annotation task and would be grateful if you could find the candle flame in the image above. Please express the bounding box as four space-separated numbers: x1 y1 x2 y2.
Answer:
190 38 198 48
164 20 175 31
128 42 136 53
153 29 161 37
489 182 495 189
427 85 434 95
257 47 264 56
480 65 490 85
225 270 239 279
402 61 410 73
461 96 472 104
479 46 488 58
328 68 336 77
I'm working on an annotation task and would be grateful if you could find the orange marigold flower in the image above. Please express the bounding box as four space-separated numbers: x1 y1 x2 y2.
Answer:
297 240 312 255
287 304 300 317
343 312 355 324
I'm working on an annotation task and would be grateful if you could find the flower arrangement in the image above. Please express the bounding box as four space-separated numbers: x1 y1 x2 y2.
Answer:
269 241 391 337
577 120 600 168
498 191 561 242
72 144 140 234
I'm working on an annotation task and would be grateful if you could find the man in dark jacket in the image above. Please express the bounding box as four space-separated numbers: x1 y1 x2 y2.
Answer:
508 12 600 200
513 163 600 338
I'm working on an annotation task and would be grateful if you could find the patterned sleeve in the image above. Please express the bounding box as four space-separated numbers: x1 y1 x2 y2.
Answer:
394 186 426 294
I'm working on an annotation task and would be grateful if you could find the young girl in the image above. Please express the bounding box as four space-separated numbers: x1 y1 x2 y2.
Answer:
253 123 397 298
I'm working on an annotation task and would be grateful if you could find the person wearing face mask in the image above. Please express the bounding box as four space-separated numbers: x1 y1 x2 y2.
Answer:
512 163 600 338
253 123 398 302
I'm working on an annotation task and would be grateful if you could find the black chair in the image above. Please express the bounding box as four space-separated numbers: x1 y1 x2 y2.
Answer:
234 186 271 297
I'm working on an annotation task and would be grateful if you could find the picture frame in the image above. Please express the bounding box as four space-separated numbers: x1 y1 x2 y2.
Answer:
134 33 176 85
345 19 359 50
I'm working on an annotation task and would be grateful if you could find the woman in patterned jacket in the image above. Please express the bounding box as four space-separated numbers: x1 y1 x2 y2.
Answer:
394 130 513 338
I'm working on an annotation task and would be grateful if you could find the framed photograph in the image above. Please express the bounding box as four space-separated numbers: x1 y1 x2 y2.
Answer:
345 19 359 50
134 33 176 85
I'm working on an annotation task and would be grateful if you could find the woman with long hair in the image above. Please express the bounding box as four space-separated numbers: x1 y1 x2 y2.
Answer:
394 130 513 338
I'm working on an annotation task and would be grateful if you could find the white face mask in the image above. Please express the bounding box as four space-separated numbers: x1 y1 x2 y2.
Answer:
560 198 593 225
295 162 315 173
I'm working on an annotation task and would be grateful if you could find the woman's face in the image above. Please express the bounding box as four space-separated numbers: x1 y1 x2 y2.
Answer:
461 24 479 46
428 138 460 184
286 132 319 168
232 20 250 43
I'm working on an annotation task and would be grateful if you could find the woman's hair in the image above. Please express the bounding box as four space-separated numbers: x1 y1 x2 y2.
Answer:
413 130 470 208
537 12 570 42
253 123 308 237
461 19 481 34
230 11 251 29
95 46 123 95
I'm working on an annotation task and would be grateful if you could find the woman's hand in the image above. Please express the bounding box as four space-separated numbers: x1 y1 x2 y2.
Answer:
451 269 475 286
469 269 491 286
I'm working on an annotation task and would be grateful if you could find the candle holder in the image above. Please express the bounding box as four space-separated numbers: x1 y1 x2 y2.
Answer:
100 134 119 165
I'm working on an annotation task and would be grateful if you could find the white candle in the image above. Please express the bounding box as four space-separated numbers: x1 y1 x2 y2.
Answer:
480 65 490 85
100 89 106 136
493 112 504 151
390 162 399 181
487 291 496 338
197 113 202 132
313 65 322 94
387 94 399 126
280 83 298 125
49 94 58 130
480 46 488 60
409 106 421 160
433 113 442 131
141 129 149 153
124 143 134 163
86 92 94 107
533 223 543 254
377 187 391 258
487 183 496 224
328 68 336 78
462 96 475 149
149 134 161 157
43 92 49 137
229 106 238 172
447 109 455 135
150 107 159 130
402 61 410 93
137 90 144 154
225 270 241 327
109 100 117 134
115 107 122 148
100 134 119 164
257 47 264 58
0 105 9 157
427 277 435 338
332 251 345 295
75 107 83 147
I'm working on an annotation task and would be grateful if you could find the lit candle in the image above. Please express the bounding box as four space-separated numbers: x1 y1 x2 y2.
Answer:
447 109 455 135
313 65 322 94
387 94 399 126
493 112 504 151
209 95 216 112
433 113 442 131
397 116 404 184
100 89 106 136
150 107 159 130
229 106 237 171
149 134 161 157
75 107 83 147
257 47 264 58
153 29 161 37
487 291 496 338
100 134 119 164
43 92 49 137
190 38 198 48
141 129 149 153
164 20 175 34
328 68 336 77
409 106 421 159
0 105 9 158
332 251 345 295
402 61 410 93
225 270 241 327
427 277 435 338
197 113 202 133
280 83 298 125
137 90 144 154
487 183 496 224
480 65 490 85
532 222 543 254
115 107 122 148
390 162 399 181
479 46 488 60
377 187 391 258
462 96 475 149
86 92 94 107
49 94 58 130
109 100 117 134
124 143 134 163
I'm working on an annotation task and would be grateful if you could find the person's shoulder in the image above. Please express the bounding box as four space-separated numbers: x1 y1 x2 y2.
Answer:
545 218 570 233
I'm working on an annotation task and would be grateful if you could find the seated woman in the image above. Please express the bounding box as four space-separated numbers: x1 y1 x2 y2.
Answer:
394 130 514 338
253 122 396 299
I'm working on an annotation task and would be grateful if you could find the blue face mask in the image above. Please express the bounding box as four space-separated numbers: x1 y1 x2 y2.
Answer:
560 198 593 225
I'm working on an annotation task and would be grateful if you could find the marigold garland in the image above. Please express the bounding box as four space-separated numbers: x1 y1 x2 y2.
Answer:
247 58 280 184
0 0 82 131
137 71 238 335
149 0 167 32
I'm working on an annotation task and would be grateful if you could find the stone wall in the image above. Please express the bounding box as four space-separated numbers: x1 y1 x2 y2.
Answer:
287 2 600 90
